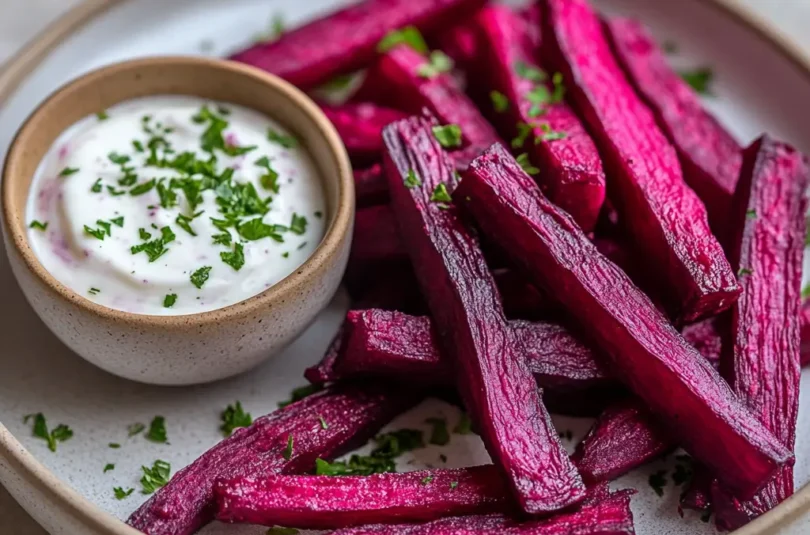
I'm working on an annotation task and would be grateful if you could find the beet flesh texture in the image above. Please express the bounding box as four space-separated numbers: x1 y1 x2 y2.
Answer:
802 299 810 366
230 0 486 90
604 17 742 239
711 136 809 530
338 309 613 392
126 385 417 535
355 164 390 208
471 5 605 232
214 465 511 529
323 103 408 167
455 143 792 499
357 45 501 160
383 116 585 513
543 0 739 323
351 205 409 266
325 489 636 534
571 317 724 483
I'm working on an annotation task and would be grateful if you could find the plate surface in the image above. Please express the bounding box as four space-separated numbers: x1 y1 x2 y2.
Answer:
2 0 810 534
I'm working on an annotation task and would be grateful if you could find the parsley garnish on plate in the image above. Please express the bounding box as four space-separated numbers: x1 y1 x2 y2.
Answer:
315 429 425 476
145 416 168 444
109 443 121 449
416 51 454 79
515 61 547 82
377 26 429 54
283 434 294 460
29 220 48 231
220 401 253 436
190 266 212 289
23 413 73 452
404 169 421 189
140 459 171 494
432 124 463 149
680 67 714 95
113 487 134 500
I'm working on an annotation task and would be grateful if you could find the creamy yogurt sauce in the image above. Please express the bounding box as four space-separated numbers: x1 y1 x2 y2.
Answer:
26 96 326 315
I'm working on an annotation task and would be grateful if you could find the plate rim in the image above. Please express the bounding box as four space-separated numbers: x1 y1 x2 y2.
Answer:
0 0 809 533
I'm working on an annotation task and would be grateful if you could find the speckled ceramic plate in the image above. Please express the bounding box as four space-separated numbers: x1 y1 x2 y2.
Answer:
2 1 810 534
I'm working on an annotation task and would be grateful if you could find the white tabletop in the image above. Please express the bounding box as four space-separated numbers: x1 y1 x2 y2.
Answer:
1 0 809 532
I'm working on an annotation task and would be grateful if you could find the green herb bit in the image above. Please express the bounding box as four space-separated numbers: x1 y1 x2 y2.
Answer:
319 415 329 430
453 412 473 435
746 209 757 219
802 285 810 300
24 413 73 452
256 156 281 193
145 416 168 444
289 213 307 235
29 220 48 231
108 152 130 165
649 469 667 497
108 443 121 449
163 294 177 308
140 459 171 494
511 122 533 149
404 169 421 189
314 428 425 477
538 122 567 142
450 481 459 490
282 252 290 259
266 527 299 535
551 72 566 102
421 475 434 485
132 140 145 153
430 183 453 205
432 124 463 149
221 243 245 271
90 178 103 193
372 429 425 458
283 434 294 460
127 422 145 437
193 105 256 156
377 26 428 54
131 226 176 262
416 50 454 79
59 167 80 177
490 90 510 112
314 211 323 219
175 212 202 237
238 218 285 242
318 73 357 93
514 61 547 82
278 384 322 408
267 129 298 149
738 267 753 277
425 417 450 446
103 463 115 473
516 153 540 175
220 401 253 436
212 232 232 246
130 178 157 196
190 266 212 289
110 216 124 227
88 287 101 296
107 185 126 196
679 67 714 95
96 110 109 121
114 487 134 500
84 224 107 241
156 180 178 209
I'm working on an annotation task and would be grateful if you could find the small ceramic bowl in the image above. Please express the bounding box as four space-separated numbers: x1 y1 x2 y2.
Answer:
1 56 354 386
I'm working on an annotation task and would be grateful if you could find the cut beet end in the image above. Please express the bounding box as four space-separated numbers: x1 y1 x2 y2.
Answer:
455 142 792 499
543 0 740 322
230 0 486 89
126 385 418 535
383 115 585 514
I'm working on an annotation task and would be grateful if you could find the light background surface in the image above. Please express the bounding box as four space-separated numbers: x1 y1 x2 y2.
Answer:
0 0 809 532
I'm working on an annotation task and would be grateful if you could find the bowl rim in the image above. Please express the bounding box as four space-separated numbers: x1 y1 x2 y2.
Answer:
0 54 354 328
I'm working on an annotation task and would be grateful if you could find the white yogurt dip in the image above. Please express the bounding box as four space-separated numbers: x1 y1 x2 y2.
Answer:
26 96 326 315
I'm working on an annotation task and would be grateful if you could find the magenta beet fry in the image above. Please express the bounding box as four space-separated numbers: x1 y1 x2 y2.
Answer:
543 0 740 323
230 0 486 89
322 103 408 167
383 115 585 514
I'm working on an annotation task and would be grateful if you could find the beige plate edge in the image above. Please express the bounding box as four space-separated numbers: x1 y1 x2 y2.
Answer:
0 0 808 533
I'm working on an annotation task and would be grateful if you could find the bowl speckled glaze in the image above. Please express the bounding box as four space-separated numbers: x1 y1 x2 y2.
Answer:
0 56 354 386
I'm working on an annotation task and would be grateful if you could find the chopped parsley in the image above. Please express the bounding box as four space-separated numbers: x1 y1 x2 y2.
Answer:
680 67 714 95
802 285 810 300
212 232 232 246
314 428 425 476
377 26 429 54
649 469 667 497
163 294 177 308
314 211 323 219
131 226 176 262
190 266 212 289
96 110 109 121
88 287 101 296
266 527 299 535
490 90 510 112
319 415 329 430
220 401 253 436
453 412 473 435
140 459 171 494
110 216 124 227
103 463 115 473
432 124 463 149
127 422 145 437
267 129 298 149
515 61 547 82
511 122 533 149
430 183 453 205
416 50 454 79
145 416 168 444
425 417 450 446
256 156 280 193
91 178 103 193
738 267 753 277
114 487 134 500
193 105 257 156
421 475 434 485
746 209 757 219
156 180 178 208
404 169 421 189
108 443 121 449
238 218 285 242
29 220 48 231
59 167 80 177
24 413 73 452
289 213 307 235
130 178 157 196
278 384 322 408
107 185 126 196
175 211 202 236
84 221 112 241
283 434 294 460
450 481 459 490
516 153 540 175
221 243 245 271
538 122 567 142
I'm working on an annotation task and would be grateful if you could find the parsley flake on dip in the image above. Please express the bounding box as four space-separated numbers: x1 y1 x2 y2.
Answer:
26 96 326 315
